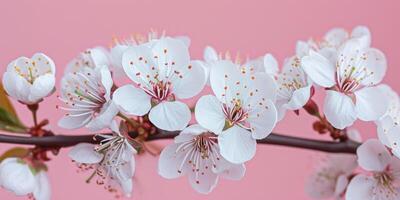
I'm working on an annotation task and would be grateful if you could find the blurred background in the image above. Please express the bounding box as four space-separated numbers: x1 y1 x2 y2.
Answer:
0 0 399 199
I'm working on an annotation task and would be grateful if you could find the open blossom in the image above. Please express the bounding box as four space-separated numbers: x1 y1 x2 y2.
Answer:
195 60 278 164
269 55 313 120
69 121 136 197
302 38 388 129
376 84 400 158
57 67 118 131
0 158 51 200
65 47 110 74
201 46 279 84
113 37 206 131
158 124 245 194
346 139 400 200
305 129 361 199
2 53 56 105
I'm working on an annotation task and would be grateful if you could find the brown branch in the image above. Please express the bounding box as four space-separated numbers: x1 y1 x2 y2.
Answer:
0 130 360 154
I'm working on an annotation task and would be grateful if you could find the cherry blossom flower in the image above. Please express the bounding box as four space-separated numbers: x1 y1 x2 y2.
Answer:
113 37 206 131
305 129 361 199
376 84 400 158
65 47 110 74
158 124 245 194
57 67 118 131
69 121 136 197
301 38 388 129
195 60 278 164
0 158 51 200
346 139 400 200
2 53 56 105
271 55 313 120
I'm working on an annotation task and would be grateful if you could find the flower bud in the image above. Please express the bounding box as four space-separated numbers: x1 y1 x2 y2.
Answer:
2 53 56 105
0 158 36 195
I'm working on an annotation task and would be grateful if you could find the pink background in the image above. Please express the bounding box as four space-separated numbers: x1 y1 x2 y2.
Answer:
0 0 399 199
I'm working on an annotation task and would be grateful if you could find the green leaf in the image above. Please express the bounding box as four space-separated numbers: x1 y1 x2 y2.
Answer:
0 83 26 132
0 147 30 162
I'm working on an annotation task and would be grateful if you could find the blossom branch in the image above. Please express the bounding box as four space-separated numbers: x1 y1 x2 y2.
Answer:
0 130 360 154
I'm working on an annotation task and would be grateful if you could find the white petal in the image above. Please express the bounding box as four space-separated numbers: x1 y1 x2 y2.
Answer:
149 101 191 131
112 85 151 116
57 114 92 129
2 71 31 104
357 139 391 171
29 74 55 102
219 126 256 164
209 60 243 102
68 143 103 164
33 172 51 200
32 53 56 75
359 48 387 86
188 167 219 194
324 28 349 47
203 46 218 62
100 67 113 100
263 54 279 76
345 175 376 200
248 100 277 139
195 95 226 134
351 26 371 48
219 164 246 181
158 143 186 179
323 90 357 129
347 129 362 143
334 175 348 197
285 85 311 110
0 158 36 195
385 126 400 159
296 40 311 57
86 101 119 131
355 86 388 121
301 50 336 88
120 179 133 197
179 124 208 137
175 36 191 47
90 47 110 68
172 60 206 99
122 45 158 84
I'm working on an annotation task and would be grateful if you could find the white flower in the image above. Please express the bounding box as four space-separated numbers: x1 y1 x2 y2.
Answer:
305 129 361 199
113 37 206 131
69 121 136 197
57 67 119 131
195 60 278 164
158 124 245 194
305 154 357 199
346 139 400 200
302 39 388 129
272 55 313 120
65 47 110 74
2 53 56 105
0 158 51 200
376 84 400 158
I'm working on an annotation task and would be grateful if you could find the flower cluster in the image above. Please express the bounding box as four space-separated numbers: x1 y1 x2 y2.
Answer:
0 26 399 200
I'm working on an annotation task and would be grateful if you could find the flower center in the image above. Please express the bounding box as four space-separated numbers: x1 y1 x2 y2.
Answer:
14 61 52 84
194 133 217 159
222 100 249 129
143 80 174 103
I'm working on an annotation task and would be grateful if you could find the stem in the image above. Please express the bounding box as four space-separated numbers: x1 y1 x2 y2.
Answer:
27 104 39 127
117 113 138 127
0 130 360 154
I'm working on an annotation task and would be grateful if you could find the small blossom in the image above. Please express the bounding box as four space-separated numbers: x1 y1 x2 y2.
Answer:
302 38 388 129
69 121 136 197
346 139 400 200
0 158 51 200
2 53 56 104
65 47 110 74
158 124 245 194
270 55 313 120
195 60 278 163
113 37 206 131
57 67 118 131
